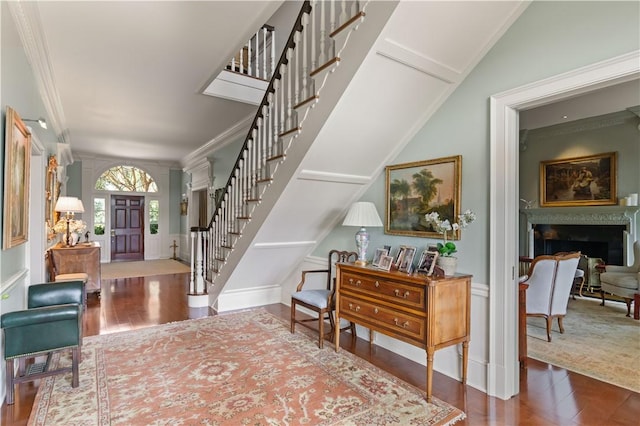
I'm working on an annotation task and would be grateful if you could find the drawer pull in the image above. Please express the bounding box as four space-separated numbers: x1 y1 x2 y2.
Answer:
374 308 379 314
348 303 361 312
348 278 361 287
394 318 410 328
394 289 410 299
374 281 380 288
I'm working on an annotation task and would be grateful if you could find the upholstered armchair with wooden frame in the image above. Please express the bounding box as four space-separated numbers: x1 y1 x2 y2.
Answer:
1 281 84 405
291 250 358 348
521 252 580 342
600 240 640 317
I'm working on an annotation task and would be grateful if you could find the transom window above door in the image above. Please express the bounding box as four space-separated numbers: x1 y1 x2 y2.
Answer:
95 166 158 192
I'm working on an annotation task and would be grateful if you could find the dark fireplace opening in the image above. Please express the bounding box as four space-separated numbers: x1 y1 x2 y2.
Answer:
533 224 625 265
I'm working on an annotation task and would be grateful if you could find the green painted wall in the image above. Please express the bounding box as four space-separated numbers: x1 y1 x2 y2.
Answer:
314 1 640 283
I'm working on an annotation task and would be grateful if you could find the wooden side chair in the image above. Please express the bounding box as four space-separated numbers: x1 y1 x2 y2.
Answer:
46 250 89 306
291 250 357 348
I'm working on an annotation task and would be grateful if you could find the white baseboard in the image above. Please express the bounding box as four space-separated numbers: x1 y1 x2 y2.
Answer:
217 285 282 312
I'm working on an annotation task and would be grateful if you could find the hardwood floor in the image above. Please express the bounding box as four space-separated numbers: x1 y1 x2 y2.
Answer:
2 272 639 425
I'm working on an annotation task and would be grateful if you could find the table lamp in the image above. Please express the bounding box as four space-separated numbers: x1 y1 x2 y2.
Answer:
342 202 383 265
54 196 85 247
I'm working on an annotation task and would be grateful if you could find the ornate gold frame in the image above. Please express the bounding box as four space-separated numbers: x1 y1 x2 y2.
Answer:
385 156 462 239
540 152 617 207
3 107 32 249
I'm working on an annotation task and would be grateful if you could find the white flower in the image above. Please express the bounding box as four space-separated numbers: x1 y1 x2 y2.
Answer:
52 219 87 235
423 210 477 256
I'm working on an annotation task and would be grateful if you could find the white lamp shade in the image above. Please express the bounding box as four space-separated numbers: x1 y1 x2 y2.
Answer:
342 202 382 227
55 196 84 213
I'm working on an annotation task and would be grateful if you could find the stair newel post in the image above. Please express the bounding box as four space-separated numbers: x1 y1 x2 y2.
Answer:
195 229 205 293
189 229 196 293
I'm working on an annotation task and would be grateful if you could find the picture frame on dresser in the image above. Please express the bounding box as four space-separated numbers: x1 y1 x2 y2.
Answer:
385 156 462 239
417 249 439 276
3 107 31 249
378 254 393 271
372 247 389 267
398 246 416 273
540 152 617 207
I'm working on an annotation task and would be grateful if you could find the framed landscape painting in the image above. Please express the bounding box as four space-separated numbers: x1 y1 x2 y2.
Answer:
540 152 617 207
3 107 31 249
385 156 461 239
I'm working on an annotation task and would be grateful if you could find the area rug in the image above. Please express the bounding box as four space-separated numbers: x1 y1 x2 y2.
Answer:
527 296 640 392
29 309 465 425
101 259 191 280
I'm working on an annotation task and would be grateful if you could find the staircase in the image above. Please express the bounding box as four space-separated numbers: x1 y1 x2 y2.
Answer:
189 0 400 308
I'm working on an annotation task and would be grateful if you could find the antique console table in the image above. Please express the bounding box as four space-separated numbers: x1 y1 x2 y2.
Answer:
49 242 101 298
334 262 471 403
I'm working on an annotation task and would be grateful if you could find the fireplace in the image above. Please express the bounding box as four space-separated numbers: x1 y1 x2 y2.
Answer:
522 206 639 266
533 224 624 265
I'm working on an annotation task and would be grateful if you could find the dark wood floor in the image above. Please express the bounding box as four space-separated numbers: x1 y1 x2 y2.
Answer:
2 273 639 425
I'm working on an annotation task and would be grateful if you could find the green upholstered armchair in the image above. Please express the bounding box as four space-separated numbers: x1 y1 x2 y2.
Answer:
1 281 83 405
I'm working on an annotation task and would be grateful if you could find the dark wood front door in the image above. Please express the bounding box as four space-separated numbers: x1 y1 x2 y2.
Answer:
111 195 144 261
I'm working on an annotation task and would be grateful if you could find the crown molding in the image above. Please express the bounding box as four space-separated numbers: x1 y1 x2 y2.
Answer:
8 1 69 144
180 114 253 170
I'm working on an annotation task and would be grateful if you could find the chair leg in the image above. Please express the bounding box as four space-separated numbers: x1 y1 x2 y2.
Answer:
557 316 565 334
71 348 79 388
624 298 632 317
290 302 296 334
318 311 324 349
600 290 606 306
5 359 15 405
545 317 552 342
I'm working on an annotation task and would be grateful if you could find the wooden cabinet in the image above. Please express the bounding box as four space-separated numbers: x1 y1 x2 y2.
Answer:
49 242 101 297
334 262 471 403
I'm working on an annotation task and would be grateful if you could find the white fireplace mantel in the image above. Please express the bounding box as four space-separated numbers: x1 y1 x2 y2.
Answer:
521 206 639 264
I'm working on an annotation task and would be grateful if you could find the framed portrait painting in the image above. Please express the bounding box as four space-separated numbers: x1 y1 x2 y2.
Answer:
385 156 462 239
540 152 617 207
3 107 32 249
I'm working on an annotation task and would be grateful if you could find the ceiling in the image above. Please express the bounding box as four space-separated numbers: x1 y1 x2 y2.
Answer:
13 1 288 165
13 1 637 166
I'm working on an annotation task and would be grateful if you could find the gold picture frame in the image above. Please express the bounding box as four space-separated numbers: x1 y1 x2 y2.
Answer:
385 156 462 239
540 152 617 207
3 107 32 249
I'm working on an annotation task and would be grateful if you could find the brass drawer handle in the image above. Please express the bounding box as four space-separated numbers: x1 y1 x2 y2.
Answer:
394 289 410 299
374 281 380 288
374 307 379 314
348 303 360 312
348 278 361 287
393 318 409 328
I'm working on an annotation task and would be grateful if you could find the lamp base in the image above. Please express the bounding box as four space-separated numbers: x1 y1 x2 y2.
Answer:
354 259 367 266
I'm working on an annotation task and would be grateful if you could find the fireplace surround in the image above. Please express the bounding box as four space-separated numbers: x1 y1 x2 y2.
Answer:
522 206 639 266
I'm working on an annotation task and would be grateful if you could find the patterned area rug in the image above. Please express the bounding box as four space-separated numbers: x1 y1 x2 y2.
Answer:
101 259 190 280
527 296 640 392
29 309 465 425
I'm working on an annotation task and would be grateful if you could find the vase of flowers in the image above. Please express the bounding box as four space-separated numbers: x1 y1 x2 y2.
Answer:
424 210 476 276
52 219 87 247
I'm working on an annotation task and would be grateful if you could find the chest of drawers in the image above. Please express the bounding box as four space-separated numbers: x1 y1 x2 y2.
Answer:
334 262 471 402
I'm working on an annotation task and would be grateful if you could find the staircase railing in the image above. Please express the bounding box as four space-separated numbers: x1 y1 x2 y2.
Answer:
226 24 276 81
189 0 367 299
